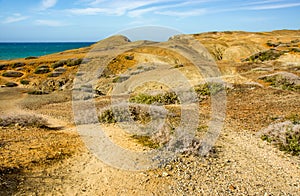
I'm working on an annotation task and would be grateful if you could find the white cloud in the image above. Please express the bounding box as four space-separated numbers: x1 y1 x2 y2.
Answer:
248 2 300 10
68 0 179 16
155 9 206 17
2 13 28 24
40 0 58 10
35 19 66 27
68 7 111 15
128 1 192 17
244 0 284 6
128 7 158 17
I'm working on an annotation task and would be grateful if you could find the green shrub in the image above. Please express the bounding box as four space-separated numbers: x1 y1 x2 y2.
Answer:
34 65 50 74
278 132 300 155
98 109 117 123
28 90 49 95
174 64 184 68
2 71 24 77
66 58 82 67
98 105 152 124
131 135 159 149
12 62 25 68
51 60 66 69
5 82 18 87
266 41 280 47
0 64 9 70
194 82 224 97
261 121 300 156
20 79 30 85
244 49 285 62
130 92 179 105
290 48 300 53
25 56 38 60
287 114 300 125
125 55 134 60
261 75 300 92
112 76 120 83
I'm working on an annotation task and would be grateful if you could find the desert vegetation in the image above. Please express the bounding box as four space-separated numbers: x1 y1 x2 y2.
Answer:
0 30 300 195
129 92 179 105
261 118 300 156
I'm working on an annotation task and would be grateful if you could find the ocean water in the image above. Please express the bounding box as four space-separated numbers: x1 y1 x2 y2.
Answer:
0 42 94 60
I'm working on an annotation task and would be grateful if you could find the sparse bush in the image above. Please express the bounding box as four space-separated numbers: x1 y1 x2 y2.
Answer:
12 62 25 68
98 104 152 124
212 47 223 61
112 76 120 83
98 109 117 123
131 135 159 149
5 82 18 87
2 71 24 77
125 55 134 60
260 121 300 156
66 58 82 67
0 64 9 70
112 75 130 83
20 79 30 85
130 92 179 105
244 49 285 62
51 60 66 69
289 48 300 53
266 41 280 47
28 90 49 95
0 114 48 128
260 73 300 91
25 56 38 60
174 64 184 68
48 72 63 77
194 82 225 97
34 65 50 74
286 114 300 125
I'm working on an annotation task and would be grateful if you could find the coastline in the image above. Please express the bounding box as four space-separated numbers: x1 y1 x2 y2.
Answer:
0 42 95 60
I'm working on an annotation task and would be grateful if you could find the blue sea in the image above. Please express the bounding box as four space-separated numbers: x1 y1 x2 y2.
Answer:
0 42 94 60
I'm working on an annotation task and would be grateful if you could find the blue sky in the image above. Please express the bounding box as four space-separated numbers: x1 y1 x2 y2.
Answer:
0 0 300 42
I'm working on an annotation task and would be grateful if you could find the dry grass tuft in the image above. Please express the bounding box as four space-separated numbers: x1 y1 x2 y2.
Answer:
0 114 48 128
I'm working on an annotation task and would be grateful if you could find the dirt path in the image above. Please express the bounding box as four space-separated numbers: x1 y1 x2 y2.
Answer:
1 88 300 195
11 124 300 195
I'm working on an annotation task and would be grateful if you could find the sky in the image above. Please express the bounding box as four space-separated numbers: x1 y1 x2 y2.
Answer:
0 0 300 42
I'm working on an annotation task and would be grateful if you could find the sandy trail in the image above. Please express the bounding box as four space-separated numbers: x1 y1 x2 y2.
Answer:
1 87 299 195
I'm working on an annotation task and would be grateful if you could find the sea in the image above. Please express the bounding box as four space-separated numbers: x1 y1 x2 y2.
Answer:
0 42 95 60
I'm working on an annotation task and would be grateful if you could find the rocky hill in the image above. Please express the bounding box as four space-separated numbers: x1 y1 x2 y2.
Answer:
0 30 300 195
0 30 299 93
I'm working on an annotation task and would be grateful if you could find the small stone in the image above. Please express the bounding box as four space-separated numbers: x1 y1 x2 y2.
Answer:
162 172 170 177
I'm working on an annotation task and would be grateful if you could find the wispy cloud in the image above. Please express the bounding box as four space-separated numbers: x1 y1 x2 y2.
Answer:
243 0 284 6
155 9 206 17
128 1 194 17
68 0 184 16
67 0 300 18
68 7 111 15
2 13 28 24
35 19 66 27
128 7 159 17
40 0 58 10
247 2 300 10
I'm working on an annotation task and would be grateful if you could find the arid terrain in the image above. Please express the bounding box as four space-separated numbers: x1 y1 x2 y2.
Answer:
1 30 300 195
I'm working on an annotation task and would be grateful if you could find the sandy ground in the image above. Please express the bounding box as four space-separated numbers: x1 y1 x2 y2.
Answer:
0 86 299 195
0 31 300 195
